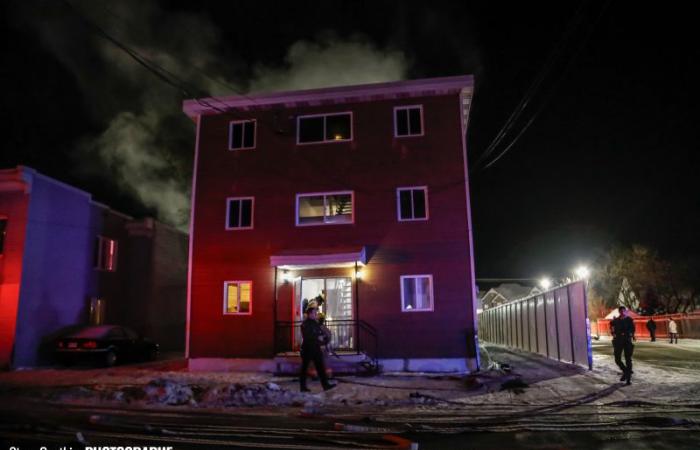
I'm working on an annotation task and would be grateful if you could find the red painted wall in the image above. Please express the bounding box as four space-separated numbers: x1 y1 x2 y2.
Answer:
0 189 29 368
189 93 475 359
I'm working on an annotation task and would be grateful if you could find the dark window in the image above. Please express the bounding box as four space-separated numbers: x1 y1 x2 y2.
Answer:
398 187 428 221
325 114 351 141
298 117 324 143
298 113 352 143
395 106 423 136
1 218 8 255
396 109 409 136
227 198 253 229
229 120 256 149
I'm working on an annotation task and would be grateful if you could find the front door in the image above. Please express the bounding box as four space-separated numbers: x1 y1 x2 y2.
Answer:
292 277 354 350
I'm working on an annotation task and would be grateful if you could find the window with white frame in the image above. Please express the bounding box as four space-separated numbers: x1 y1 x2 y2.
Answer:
226 197 254 230
400 275 434 312
297 112 352 144
224 281 252 314
229 120 256 150
296 191 353 226
397 186 428 221
94 236 118 271
394 105 423 137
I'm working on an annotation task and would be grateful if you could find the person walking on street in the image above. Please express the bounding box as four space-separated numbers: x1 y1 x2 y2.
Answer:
299 306 336 392
669 318 679 344
611 306 635 385
646 318 657 342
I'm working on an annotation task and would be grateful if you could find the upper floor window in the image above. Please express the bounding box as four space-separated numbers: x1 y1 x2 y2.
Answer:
296 191 353 226
400 275 434 312
397 186 428 221
297 112 352 144
95 236 118 271
394 105 423 137
226 197 254 230
0 218 7 255
229 120 256 150
224 280 252 315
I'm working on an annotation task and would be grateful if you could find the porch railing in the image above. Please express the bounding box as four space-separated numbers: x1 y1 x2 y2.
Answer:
274 319 378 363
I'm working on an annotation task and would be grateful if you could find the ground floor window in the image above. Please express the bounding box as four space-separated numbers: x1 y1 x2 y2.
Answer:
400 274 434 312
224 281 252 315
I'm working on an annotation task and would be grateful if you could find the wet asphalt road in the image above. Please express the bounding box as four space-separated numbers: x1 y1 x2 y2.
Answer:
1 341 699 449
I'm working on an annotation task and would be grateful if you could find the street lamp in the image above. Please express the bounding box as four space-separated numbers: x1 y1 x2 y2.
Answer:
574 265 590 280
539 277 552 290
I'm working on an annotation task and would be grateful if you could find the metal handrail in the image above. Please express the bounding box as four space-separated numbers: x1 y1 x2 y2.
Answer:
274 319 378 366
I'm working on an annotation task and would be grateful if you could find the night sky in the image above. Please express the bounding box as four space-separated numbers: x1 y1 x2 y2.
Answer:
3 1 698 281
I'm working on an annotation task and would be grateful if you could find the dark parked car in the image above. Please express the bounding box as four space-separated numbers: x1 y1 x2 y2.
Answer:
55 325 159 367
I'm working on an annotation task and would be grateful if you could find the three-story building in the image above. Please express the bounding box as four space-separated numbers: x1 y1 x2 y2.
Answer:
183 75 479 372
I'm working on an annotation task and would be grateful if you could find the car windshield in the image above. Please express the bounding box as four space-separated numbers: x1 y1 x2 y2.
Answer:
66 325 116 339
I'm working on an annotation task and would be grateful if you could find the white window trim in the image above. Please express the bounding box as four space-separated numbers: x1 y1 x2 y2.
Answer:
223 280 253 315
400 274 434 312
228 120 256 150
295 190 355 227
296 112 354 145
393 105 424 138
225 196 255 230
396 186 429 222
94 235 118 272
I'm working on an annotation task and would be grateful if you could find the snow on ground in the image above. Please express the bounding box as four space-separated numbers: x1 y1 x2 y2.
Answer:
1 341 699 412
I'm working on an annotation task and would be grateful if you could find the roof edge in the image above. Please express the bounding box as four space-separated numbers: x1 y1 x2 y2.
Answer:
183 75 474 118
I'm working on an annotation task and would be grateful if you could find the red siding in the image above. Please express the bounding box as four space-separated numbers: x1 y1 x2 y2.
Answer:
189 93 475 359
0 190 29 368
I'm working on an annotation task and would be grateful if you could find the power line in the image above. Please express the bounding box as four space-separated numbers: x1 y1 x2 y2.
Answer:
480 0 611 171
472 0 610 173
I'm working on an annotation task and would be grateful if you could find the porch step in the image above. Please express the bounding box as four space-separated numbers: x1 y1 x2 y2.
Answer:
274 352 378 376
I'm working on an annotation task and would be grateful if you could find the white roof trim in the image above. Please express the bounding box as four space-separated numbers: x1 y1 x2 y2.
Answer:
270 247 367 268
184 75 474 118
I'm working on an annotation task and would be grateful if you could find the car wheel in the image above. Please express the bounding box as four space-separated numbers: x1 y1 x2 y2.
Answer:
104 350 117 367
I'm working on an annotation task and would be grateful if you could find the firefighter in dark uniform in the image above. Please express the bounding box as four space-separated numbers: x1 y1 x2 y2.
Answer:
299 305 336 392
611 305 635 385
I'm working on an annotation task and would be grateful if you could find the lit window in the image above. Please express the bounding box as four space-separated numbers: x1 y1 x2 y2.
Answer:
226 197 254 230
397 187 428 221
224 281 252 314
297 113 352 144
401 275 433 312
0 218 6 255
94 236 118 271
394 105 423 137
296 191 353 226
229 120 256 150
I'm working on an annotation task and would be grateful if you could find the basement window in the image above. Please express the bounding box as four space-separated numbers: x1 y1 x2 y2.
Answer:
394 105 423 137
296 191 354 226
297 112 352 144
226 197 254 230
401 275 434 312
397 186 428 221
229 120 256 150
224 281 252 315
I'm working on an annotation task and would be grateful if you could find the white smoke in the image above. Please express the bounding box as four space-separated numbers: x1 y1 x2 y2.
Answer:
16 1 408 231
250 35 407 93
